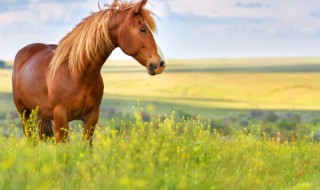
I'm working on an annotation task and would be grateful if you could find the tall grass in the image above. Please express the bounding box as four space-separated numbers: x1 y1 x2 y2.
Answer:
0 111 319 190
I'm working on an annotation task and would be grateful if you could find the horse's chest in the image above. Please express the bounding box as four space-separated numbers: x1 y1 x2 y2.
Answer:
67 94 98 120
67 86 103 120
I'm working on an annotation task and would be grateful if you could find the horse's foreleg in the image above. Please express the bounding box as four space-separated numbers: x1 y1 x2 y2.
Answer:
82 109 99 146
53 107 69 143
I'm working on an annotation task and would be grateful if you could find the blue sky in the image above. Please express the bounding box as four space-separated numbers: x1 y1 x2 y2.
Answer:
0 0 319 60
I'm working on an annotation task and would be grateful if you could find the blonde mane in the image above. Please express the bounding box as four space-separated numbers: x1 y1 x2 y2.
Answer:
49 0 157 78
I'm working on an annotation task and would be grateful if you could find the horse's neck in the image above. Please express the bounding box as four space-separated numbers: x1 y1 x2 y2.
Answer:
83 14 119 76
84 51 113 76
84 39 117 75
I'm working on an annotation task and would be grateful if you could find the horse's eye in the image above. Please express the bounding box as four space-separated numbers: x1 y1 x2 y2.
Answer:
140 27 146 33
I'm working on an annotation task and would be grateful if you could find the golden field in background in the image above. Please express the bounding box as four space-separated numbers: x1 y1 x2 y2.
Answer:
1 57 320 111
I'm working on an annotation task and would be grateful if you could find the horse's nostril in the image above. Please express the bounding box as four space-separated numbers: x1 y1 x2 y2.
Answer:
149 63 156 70
160 61 165 67
148 63 156 75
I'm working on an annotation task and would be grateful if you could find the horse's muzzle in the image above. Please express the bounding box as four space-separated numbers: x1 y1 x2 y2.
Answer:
147 61 166 76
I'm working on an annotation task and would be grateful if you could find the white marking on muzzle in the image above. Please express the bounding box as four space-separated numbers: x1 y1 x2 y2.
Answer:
146 23 165 62
157 44 165 62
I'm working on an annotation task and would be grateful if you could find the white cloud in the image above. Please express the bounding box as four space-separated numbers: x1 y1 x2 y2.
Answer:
0 1 91 28
160 0 320 37
160 0 319 19
0 1 96 59
146 1 170 18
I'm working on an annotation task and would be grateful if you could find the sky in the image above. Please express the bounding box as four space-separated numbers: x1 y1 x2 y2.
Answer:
0 0 319 60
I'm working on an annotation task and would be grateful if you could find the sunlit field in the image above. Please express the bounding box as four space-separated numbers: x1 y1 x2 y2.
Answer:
103 58 320 110
1 58 320 189
3 58 320 111
1 112 320 189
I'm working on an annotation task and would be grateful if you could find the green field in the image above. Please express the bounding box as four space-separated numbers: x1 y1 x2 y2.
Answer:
0 116 320 189
1 58 320 189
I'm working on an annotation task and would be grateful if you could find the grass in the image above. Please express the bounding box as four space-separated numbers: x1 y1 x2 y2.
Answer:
0 112 319 190
1 58 320 189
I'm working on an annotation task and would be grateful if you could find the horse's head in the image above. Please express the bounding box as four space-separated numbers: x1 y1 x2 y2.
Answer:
110 0 166 76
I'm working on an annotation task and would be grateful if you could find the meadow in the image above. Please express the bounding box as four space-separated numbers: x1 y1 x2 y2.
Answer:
0 57 320 189
1 113 320 189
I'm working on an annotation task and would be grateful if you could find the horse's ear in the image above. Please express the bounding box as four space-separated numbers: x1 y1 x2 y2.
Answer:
132 0 147 14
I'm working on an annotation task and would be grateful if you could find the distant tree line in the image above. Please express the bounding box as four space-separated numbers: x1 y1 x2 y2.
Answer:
0 60 6 68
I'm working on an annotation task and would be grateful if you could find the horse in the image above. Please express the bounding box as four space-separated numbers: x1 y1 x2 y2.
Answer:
12 0 166 145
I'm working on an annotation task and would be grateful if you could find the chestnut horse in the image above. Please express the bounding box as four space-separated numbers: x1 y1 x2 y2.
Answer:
12 0 166 144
